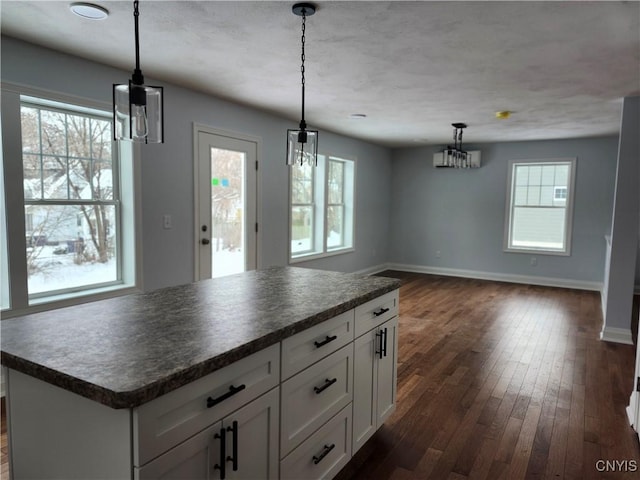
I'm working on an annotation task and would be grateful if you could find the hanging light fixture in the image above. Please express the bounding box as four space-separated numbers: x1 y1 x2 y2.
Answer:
113 0 164 143
286 3 318 166
444 123 469 168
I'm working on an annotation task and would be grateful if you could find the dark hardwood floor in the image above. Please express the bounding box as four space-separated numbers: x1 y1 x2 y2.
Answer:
1 272 639 479
336 272 640 480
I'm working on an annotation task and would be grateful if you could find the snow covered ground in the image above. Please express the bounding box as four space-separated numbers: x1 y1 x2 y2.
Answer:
27 243 249 294
28 246 116 294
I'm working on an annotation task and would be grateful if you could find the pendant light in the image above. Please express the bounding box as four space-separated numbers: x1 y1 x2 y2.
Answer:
113 0 164 143
286 3 318 166
444 123 469 168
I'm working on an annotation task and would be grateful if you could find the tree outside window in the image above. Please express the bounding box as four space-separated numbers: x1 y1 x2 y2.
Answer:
21 101 119 296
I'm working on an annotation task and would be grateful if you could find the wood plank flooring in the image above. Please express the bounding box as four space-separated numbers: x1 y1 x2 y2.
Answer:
335 272 640 480
1 272 638 479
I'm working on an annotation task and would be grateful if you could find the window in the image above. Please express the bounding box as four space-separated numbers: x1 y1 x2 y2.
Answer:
290 154 355 260
504 158 576 255
1 91 138 312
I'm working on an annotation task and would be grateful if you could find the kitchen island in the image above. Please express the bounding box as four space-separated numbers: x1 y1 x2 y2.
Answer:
1 267 401 479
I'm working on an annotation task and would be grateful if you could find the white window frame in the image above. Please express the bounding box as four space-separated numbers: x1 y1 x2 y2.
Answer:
503 157 576 256
289 153 355 262
1 84 141 316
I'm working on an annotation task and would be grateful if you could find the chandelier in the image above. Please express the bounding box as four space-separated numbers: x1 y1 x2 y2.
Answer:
444 123 470 168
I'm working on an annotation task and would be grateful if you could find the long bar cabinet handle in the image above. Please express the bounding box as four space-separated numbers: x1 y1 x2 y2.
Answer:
207 384 246 408
213 427 227 479
226 420 238 471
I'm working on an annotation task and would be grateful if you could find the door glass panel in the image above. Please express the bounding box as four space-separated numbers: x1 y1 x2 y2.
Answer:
210 147 245 278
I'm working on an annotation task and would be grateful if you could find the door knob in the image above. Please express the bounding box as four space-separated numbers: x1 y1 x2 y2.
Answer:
201 238 210 245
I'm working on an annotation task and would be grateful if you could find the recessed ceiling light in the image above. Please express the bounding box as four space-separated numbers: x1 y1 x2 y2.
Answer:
349 113 367 119
70 3 109 20
495 111 512 120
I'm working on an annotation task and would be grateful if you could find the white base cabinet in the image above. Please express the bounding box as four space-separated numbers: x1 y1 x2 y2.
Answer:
352 313 398 454
5 289 399 480
136 388 279 479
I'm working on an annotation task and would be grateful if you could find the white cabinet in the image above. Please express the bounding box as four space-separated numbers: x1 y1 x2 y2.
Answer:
352 316 398 454
280 344 353 457
5 288 398 480
281 310 354 380
280 404 352 480
136 388 279 479
134 343 280 466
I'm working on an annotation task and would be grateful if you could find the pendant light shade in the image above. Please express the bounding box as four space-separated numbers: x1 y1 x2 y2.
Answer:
287 125 318 166
286 3 318 166
113 0 164 143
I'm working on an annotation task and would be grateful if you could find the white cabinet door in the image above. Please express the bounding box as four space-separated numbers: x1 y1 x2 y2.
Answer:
223 388 279 480
352 316 398 454
376 317 398 426
136 422 220 480
352 329 377 453
137 388 279 480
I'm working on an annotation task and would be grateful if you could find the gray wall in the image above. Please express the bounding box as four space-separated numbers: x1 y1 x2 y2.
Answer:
1 37 392 292
390 137 619 285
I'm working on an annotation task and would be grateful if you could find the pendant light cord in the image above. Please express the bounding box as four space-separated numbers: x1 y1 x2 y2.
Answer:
132 0 144 84
299 9 307 129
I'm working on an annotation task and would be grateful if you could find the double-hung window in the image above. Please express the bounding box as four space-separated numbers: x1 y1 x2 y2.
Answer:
1 91 138 312
504 158 576 255
290 154 355 261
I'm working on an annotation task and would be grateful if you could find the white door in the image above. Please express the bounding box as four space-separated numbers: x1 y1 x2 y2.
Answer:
196 128 257 280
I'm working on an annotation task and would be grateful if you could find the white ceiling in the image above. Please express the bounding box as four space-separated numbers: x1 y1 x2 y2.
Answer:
1 1 639 147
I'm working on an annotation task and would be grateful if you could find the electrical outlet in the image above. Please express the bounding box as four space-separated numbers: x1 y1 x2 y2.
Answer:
163 214 172 230
530 256 537 266
436 250 441 258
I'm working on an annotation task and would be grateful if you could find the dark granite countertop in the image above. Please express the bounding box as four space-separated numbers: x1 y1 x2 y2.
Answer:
1 267 400 409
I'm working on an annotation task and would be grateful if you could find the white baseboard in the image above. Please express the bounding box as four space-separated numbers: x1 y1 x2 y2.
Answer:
600 325 634 345
386 263 602 291
353 263 391 276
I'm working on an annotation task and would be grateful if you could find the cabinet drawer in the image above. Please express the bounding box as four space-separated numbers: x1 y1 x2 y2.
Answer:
354 289 399 337
280 344 353 457
281 309 354 380
134 343 280 466
280 404 352 480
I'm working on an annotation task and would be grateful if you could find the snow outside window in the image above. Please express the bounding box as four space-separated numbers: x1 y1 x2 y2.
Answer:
1 94 138 308
504 158 576 255
290 154 355 261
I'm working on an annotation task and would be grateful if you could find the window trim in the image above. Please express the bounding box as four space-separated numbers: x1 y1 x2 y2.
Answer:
503 157 577 256
288 153 356 263
1 83 142 317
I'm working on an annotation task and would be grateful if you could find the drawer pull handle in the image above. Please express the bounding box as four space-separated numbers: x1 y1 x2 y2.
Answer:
314 335 338 348
373 307 390 317
314 377 337 394
226 420 238 471
207 384 246 408
313 443 336 464
213 427 226 479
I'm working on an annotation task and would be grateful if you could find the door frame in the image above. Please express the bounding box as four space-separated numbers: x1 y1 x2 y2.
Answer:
193 123 261 281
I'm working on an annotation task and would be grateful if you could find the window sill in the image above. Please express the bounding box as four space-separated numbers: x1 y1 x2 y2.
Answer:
290 247 355 264
1 283 141 319
504 246 571 257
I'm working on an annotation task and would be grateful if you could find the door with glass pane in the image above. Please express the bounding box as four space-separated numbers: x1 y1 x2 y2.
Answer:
196 129 257 280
